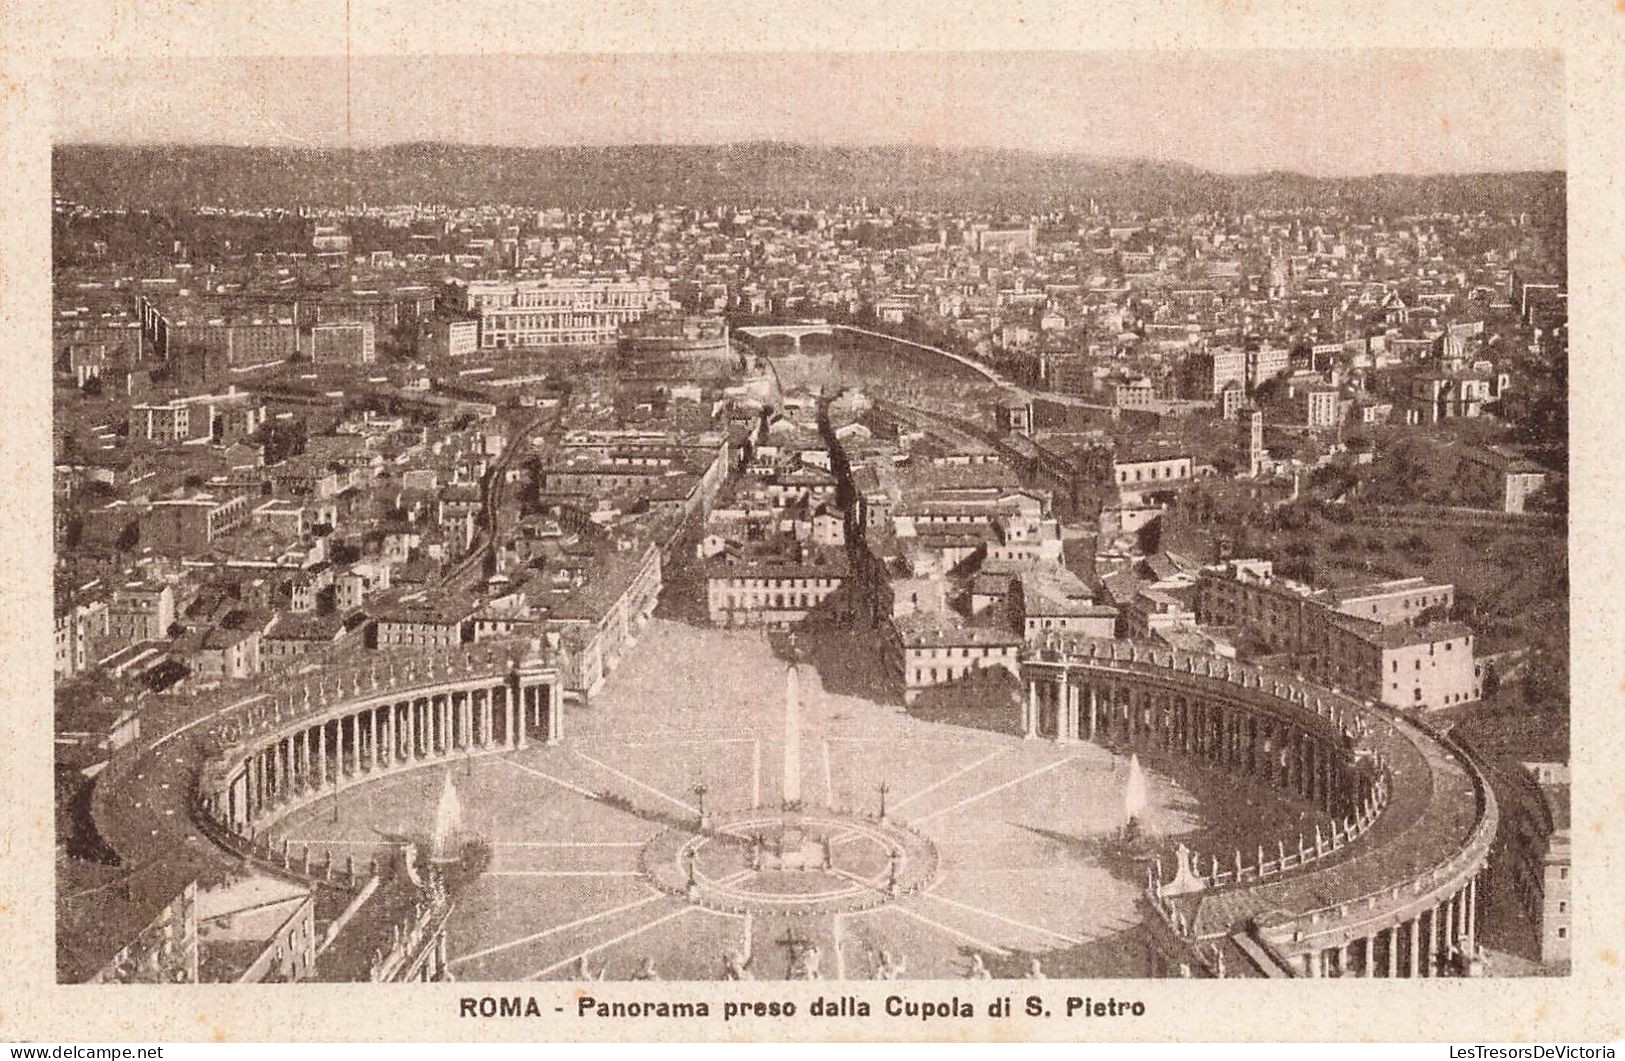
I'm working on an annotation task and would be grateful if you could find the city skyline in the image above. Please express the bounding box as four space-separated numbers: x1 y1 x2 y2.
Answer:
52 50 1565 178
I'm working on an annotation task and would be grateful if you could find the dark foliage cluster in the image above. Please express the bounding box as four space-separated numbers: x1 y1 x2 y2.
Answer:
54 142 1566 215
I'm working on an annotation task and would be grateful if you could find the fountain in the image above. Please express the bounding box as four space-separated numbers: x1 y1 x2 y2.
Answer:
1123 753 1148 831
1108 753 1155 860
429 770 464 864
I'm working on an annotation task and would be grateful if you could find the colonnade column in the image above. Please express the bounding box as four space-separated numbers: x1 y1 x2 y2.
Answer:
1056 678 1074 744
251 748 262 815
1465 877 1478 956
1428 902 1440 976
247 752 261 821
386 703 398 765
1024 678 1038 740
1322 745 1332 811
334 716 347 789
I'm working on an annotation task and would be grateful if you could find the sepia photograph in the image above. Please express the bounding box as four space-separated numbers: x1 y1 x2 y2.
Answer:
7 0 1620 1045
44 45 1571 989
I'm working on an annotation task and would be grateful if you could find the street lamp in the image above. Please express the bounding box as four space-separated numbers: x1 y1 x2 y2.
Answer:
877 780 889 822
693 782 710 832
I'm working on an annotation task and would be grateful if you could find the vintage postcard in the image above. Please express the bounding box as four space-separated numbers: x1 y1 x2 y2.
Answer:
1 0 1620 1045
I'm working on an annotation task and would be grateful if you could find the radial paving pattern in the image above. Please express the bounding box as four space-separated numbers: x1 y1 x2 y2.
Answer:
269 620 1308 980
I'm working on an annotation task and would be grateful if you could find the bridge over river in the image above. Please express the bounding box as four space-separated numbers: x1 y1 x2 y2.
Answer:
734 322 1116 412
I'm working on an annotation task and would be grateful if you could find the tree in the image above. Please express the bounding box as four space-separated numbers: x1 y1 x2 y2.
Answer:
1398 532 1435 564
1308 464 1357 499
1513 348 1569 457
257 417 308 465
1251 375 1287 405
1276 558 1316 584
1525 480 1568 517
1417 604 1451 624
1270 502 1313 532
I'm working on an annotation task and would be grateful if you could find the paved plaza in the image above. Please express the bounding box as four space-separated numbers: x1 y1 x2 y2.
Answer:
270 620 1311 980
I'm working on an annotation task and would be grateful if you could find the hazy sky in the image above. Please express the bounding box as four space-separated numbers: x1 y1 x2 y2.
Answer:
53 50 1565 176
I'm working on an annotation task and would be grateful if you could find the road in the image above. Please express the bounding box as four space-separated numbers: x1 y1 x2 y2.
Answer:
442 410 548 591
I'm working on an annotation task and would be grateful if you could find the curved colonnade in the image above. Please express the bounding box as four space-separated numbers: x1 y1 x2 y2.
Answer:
91 639 561 905
195 649 561 842
92 634 1494 981
1021 639 1497 978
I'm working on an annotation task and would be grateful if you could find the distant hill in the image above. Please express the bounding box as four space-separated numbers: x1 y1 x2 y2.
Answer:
51 142 1565 216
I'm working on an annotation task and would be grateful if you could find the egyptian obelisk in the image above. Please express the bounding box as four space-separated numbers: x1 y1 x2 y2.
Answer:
783 663 802 807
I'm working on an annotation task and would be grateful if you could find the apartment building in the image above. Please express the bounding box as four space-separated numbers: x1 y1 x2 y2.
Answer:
1198 561 1473 710
142 494 253 554
1506 761 1571 966
705 548 848 629
884 610 1023 705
